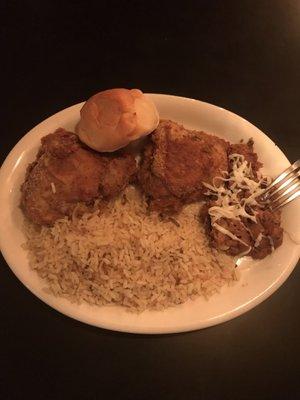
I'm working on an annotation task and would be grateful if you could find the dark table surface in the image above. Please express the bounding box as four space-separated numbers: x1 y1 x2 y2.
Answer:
1 1 300 399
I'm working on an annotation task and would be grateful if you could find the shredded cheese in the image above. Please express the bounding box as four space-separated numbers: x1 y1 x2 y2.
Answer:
213 223 250 248
268 236 275 252
51 182 56 194
204 154 271 225
254 233 263 248
203 154 272 255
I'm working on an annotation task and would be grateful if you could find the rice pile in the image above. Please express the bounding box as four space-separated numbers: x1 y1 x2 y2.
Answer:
24 186 237 312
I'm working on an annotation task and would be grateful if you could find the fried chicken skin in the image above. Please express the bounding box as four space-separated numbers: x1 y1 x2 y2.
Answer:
21 128 137 225
138 120 229 214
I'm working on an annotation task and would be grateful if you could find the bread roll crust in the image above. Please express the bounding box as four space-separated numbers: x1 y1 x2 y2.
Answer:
76 88 159 152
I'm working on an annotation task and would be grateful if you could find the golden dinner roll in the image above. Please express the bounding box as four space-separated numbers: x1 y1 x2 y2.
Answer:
76 88 159 152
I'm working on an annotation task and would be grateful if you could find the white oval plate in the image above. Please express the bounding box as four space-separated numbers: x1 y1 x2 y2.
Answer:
1 94 299 334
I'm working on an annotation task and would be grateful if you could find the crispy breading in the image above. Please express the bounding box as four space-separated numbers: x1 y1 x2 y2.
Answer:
138 120 229 214
21 128 137 225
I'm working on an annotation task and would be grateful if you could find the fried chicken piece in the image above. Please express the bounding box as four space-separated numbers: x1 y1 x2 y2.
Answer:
21 128 137 225
138 120 229 214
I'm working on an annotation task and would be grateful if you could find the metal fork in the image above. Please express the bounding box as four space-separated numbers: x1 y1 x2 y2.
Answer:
260 160 300 211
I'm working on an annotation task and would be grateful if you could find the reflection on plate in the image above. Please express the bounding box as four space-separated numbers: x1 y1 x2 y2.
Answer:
0 94 299 334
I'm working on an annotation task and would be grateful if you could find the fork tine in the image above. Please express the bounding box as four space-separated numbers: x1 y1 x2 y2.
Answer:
272 189 300 211
271 181 300 209
262 159 300 197
267 168 300 199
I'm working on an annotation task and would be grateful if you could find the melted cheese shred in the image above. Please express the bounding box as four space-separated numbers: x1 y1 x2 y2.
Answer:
51 182 56 194
203 154 271 249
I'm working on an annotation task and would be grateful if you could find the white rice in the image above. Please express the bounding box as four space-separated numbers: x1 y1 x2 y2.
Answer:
24 186 237 312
